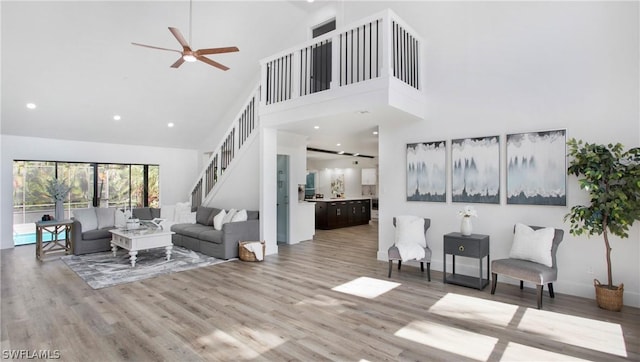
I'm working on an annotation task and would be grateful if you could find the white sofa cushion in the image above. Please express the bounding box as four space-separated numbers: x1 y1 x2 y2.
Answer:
96 207 116 229
73 208 98 231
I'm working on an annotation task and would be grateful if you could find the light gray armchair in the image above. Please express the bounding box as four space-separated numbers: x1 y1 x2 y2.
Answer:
388 217 431 281
491 225 564 309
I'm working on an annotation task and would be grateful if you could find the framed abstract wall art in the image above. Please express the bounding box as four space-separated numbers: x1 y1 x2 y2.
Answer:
451 136 500 204
506 129 566 206
406 141 446 202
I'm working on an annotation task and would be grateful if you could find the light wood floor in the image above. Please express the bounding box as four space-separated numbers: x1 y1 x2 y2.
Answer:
1 222 639 361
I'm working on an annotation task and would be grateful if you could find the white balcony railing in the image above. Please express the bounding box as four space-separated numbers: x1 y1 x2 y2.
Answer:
259 9 422 108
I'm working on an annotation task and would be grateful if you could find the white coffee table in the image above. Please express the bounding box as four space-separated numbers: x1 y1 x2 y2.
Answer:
109 228 175 267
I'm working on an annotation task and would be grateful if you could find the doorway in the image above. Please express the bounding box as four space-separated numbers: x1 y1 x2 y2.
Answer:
276 155 290 244
311 19 336 94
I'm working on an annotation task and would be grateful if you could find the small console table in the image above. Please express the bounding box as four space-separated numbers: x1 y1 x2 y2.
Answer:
35 220 74 261
443 232 490 290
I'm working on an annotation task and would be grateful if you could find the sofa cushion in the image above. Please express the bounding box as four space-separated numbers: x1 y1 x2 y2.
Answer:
206 208 222 225
73 208 98 231
175 224 213 239
198 229 224 244
133 207 152 220
222 208 237 224
174 202 194 223
150 208 161 219
96 207 116 229
231 209 248 222
196 206 216 225
213 209 226 230
82 228 112 241
247 210 259 220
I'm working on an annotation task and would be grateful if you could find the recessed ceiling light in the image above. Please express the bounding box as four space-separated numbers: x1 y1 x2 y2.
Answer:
337 143 341 146
354 153 360 156
307 0 314 3
167 122 175 128
373 131 378 135
338 151 345 155
314 125 320 129
26 103 37 109
113 115 121 121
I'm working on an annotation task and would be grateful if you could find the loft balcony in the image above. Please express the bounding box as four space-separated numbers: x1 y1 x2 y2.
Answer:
258 9 426 126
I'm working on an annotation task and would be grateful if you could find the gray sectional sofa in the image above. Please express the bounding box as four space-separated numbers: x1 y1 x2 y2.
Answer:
72 207 160 255
171 206 259 260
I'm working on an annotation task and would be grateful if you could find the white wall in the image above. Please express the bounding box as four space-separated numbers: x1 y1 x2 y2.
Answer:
1 135 198 249
277 131 315 244
308 157 378 198
372 2 639 307
205 135 260 211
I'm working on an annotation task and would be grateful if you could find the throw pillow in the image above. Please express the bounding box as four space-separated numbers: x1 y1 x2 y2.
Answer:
213 209 226 230
231 209 248 222
73 208 98 231
509 223 555 267
96 207 116 229
395 216 426 247
174 202 193 223
115 208 126 228
132 207 153 220
196 206 215 225
222 208 237 224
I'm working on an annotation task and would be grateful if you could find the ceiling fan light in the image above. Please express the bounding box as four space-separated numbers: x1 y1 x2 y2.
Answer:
183 54 197 62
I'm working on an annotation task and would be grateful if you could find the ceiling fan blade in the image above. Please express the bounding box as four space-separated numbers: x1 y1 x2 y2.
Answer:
131 42 181 53
168 27 190 49
170 57 185 68
197 56 229 71
196 46 239 55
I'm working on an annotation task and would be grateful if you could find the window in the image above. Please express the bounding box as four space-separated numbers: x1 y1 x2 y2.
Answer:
12 160 160 245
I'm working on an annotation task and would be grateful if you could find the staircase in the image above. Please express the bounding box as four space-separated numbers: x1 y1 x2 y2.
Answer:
189 8 424 211
189 85 260 211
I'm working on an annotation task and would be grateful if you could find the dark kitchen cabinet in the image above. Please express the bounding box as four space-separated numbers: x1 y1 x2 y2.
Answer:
312 198 371 230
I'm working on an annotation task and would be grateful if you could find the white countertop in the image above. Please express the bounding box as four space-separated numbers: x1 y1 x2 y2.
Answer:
305 197 372 202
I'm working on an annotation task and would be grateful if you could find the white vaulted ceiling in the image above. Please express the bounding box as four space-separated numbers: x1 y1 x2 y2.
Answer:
1 1 325 149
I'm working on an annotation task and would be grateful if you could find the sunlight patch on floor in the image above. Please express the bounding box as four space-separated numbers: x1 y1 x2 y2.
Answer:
519 308 627 357
501 342 591 361
395 320 498 361
332 277 400 299
428 293 518 327
197 328 286 359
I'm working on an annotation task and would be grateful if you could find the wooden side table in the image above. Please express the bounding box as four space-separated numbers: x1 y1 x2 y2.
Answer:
35 220 74 261
443 232 490 290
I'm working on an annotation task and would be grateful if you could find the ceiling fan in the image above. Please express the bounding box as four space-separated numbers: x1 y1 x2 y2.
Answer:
131 1 238 70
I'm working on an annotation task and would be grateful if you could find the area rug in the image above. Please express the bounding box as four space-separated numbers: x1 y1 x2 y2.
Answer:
61 246 232 289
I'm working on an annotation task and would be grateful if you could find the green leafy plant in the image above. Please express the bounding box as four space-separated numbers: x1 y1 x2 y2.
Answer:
564 138 640 289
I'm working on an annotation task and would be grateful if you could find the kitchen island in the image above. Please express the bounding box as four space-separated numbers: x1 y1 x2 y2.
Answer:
309 198 371 230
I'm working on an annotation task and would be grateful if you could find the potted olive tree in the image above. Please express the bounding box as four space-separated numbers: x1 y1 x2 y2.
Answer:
564 138 640 311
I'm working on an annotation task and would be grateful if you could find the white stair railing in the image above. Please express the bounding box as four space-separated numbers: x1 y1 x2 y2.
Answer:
189 84 260 210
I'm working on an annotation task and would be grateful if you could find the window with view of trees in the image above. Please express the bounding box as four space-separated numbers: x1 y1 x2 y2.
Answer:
13 161 159 229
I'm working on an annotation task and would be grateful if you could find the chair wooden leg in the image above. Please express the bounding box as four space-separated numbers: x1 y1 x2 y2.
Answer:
398 260 402 270
427 263 431 282
520 280 524 289
388 261 393 278
548 283 555 298
420 262 424 272
491 273 497 294
537 284 544 309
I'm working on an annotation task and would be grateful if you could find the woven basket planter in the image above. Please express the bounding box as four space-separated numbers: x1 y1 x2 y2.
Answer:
594 279 624 312
238 241 265 262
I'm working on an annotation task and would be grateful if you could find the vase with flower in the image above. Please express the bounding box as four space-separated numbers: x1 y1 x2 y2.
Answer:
458 205 478 236
46 178 71 221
